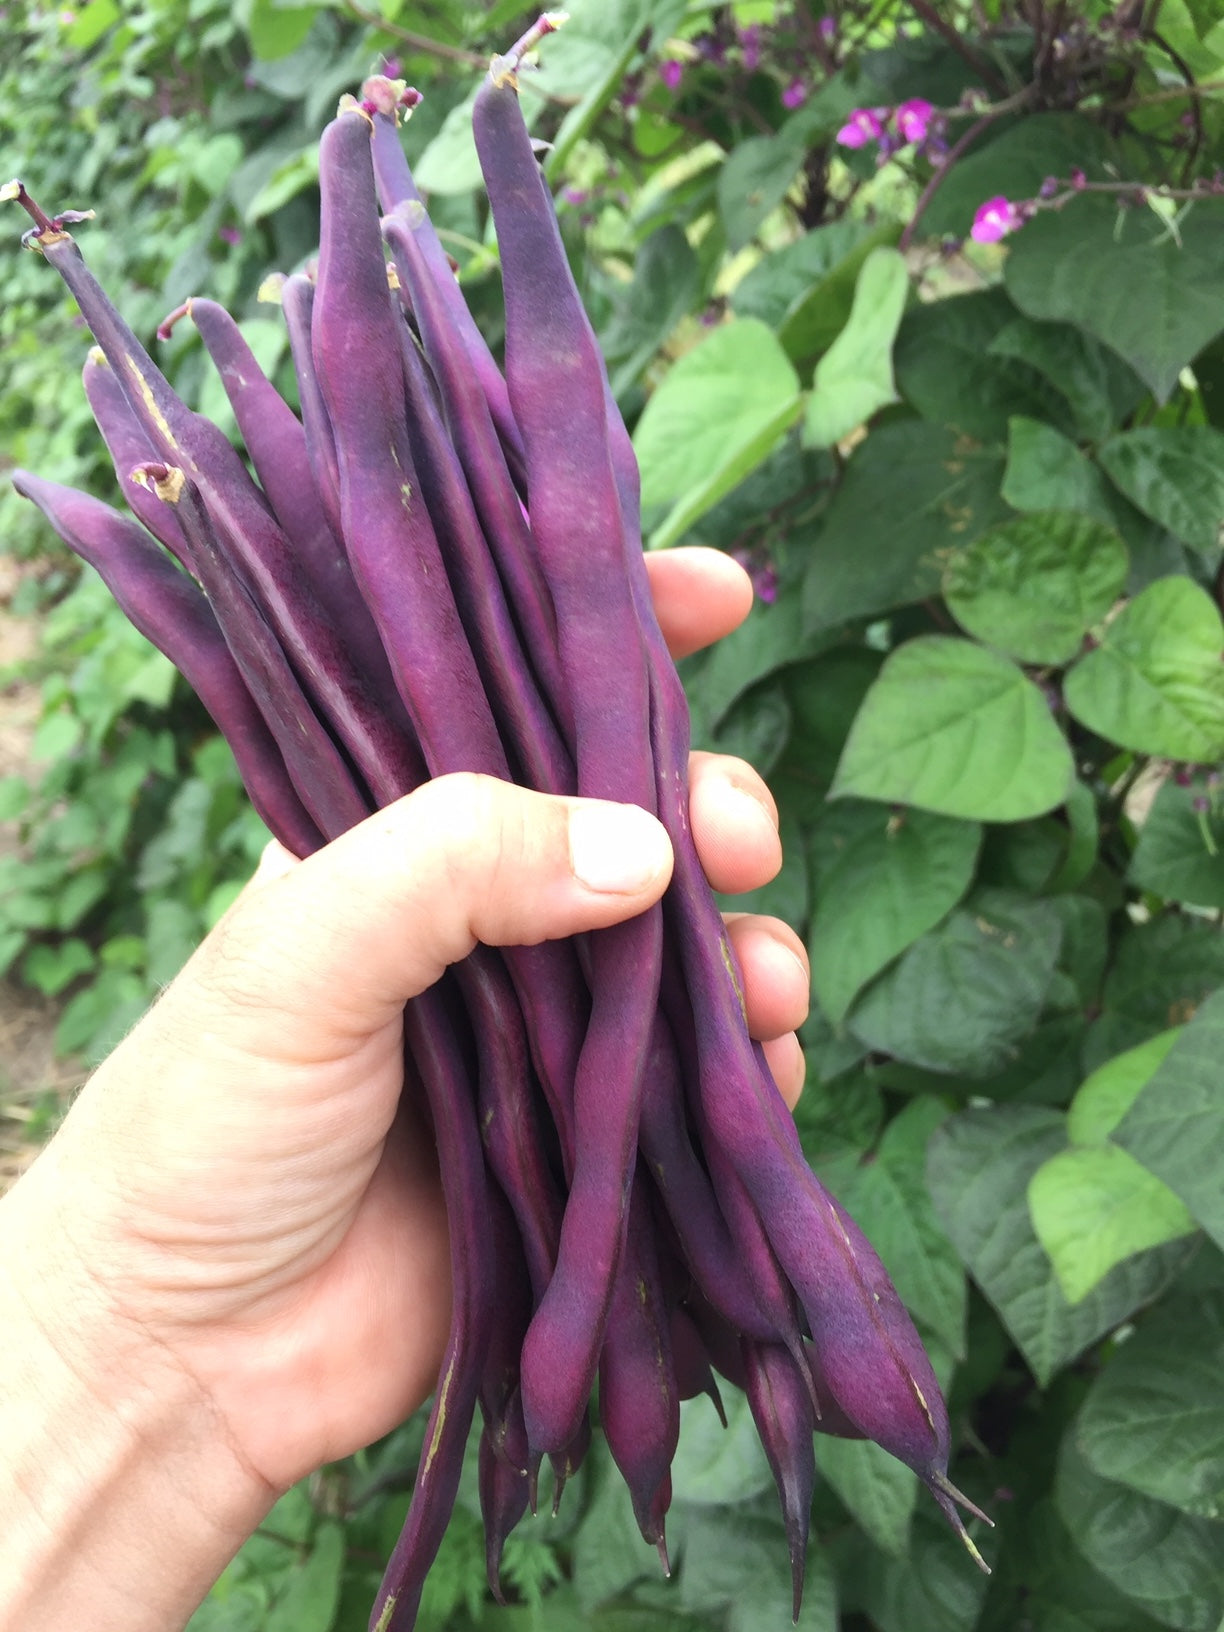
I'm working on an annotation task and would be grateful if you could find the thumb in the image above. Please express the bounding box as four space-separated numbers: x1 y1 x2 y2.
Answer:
166 772 673 1061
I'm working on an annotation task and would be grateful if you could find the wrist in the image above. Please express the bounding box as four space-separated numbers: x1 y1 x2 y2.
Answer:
0 1172 274 1632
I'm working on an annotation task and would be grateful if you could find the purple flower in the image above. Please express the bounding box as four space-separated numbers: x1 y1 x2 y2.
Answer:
970 195 1022 244
218 225 242 246
895 98 933 144
782 78 808 109
739 23 761 71
818 16 837 41
560 186 589 207
660 59 684 91
836 107 884 148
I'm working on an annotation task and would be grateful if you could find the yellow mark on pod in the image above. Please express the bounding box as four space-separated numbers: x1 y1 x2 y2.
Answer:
719 933 746 1019
126 358 177 449
421 1355 456 1481
336 91 373 127
132 463 185 505
257 273 287 306
86 345 108 368
374 1597 398 1632
386 262 400 291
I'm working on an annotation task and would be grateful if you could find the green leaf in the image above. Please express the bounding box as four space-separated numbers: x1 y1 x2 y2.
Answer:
894 287 1071 441
776 222 904 369
1097 426 1224 554
1056 1434 1224 1632
717 129 806 253
732 219 884 332
266 1521 344 1632
997 1499 1172 1632
917 113 1116 243
1028 1145 1197 1304
803 248 908 448
1129 774 1224 908
1076 1290 1224 1520
635 319 802 550
801 422 1009 632
774 649 883 812
988 317 1148 441
21 937 95 997
601 226 701 400
1000 417 1123 525
1085 914 1224 1069
237 0 317 61
808 806 981 1024
857 1509 993 1632
1005 196 1224 402
669 1387 774 1507
1067 1029 1182 1145
831 637 1075 822
677 1505 837 1632
819 1098 966 1357
243 145 319 224
1114 990 1224 1254
944 512 1128 666
1063 578 1224 761
813 1436 917 1558
66 0 120 51
847 892 1063 1078
927 1104 1193 1385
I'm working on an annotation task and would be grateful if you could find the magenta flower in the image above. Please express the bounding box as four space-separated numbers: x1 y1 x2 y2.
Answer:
218 225 242 246
895 98 933 144
970 195 1022 243
660 59 684 91
836 107 884 148
739 23 761 71
782 78 808 109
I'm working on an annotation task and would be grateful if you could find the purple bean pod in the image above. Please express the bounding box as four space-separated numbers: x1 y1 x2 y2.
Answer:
280 272 346 547
12 470 323 858
81 351 193 568
473 45 664 1462
741 1338 817 1621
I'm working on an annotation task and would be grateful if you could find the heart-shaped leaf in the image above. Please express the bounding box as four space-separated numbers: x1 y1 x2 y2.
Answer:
832 636 1075 821
1063 578 1224 762
944 511 1129 665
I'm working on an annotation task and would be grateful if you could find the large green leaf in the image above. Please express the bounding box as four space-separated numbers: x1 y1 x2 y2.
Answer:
1114 990 1224 1253
988 317 1148 441
926 1105 1193 1385
773 649 884 811
1084 914 1224 1070
1056 1435 1224 1632
847 891 1062 1079
1063 578 1224 761
677 1504 838 1632
1076 1291 1224 1520
917 113 1116 241
668 1388 774 1507
818 1097 966 1357
1005 197 1224 402
1097 427 1224 554
1067 1029 1183 1145
776 223 904 368
635 319 802 549
808 805 981 1023
801 422 1009 632
716 128 807 253
601 225 701 400
1028 1144 1197 1305
831 637 1075 822
813 1437 917 1559
1129 775 1224 909
894 287 1072 442
856 1510 993 1632
944 512 1129 666
803 248 908 448
1000 417 1120 522
991 1500 1171 1632
731 219 883 331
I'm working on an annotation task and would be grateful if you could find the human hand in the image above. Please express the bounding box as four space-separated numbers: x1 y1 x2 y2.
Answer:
0 547 808 1629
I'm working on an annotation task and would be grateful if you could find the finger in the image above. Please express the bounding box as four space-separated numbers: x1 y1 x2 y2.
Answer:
165 774 673 1060
688 751 781 894
725 913 809 1040
644 546 754 659
762 1032 805 1111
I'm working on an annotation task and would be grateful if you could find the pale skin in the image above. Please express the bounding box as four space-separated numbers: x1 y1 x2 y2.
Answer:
0 548 809 1631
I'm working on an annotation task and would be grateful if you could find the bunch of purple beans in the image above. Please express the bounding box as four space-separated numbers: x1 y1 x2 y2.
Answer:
7 18 988 1630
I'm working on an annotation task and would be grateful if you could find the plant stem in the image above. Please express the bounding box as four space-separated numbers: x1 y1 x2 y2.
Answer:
900 87 1033 249
340 2 487 67
906 0 1006 94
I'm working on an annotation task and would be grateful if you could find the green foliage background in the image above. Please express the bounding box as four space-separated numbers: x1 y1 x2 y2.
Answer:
4 0 1224 1627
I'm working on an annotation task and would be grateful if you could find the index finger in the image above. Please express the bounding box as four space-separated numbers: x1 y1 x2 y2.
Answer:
643 546 754 659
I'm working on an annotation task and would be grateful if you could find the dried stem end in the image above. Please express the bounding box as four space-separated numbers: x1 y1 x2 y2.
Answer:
2 179 94 248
